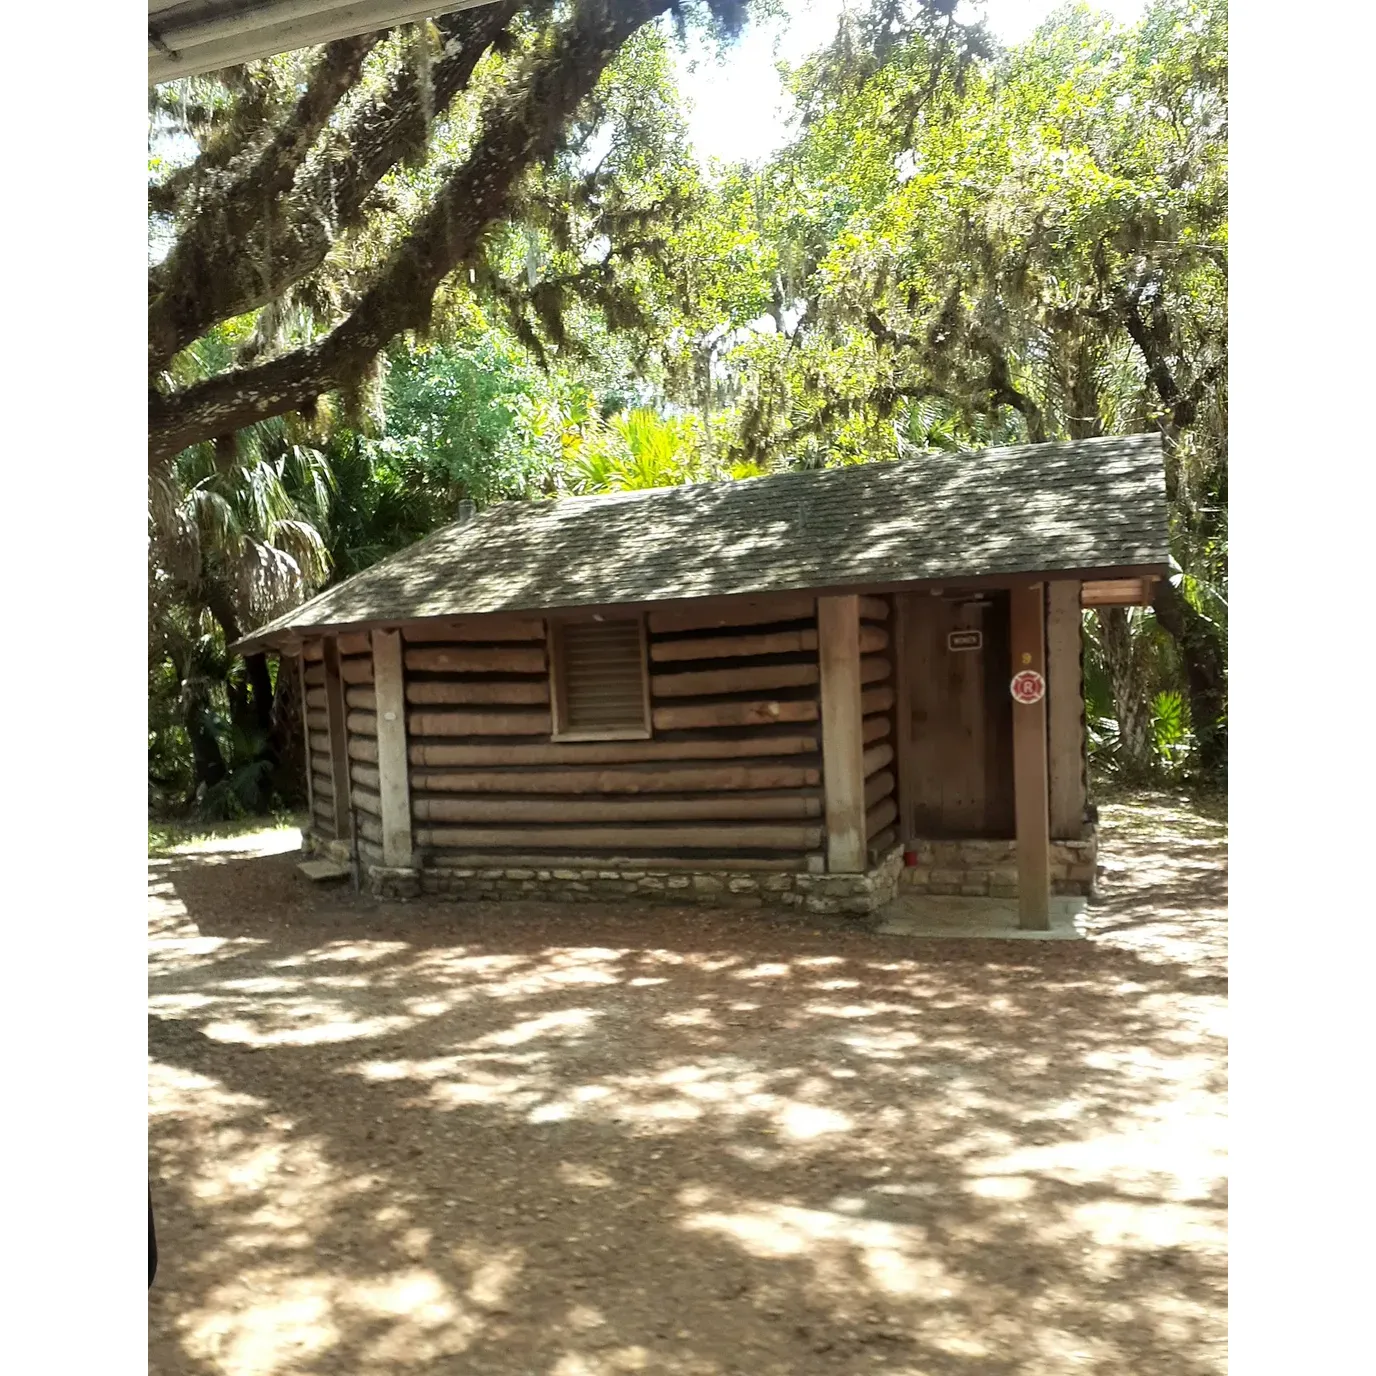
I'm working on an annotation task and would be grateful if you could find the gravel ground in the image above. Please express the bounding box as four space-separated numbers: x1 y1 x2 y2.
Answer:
149 793 1227 1376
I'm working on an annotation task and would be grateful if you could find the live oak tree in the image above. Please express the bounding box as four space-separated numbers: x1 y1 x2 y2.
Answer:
148 0 750 467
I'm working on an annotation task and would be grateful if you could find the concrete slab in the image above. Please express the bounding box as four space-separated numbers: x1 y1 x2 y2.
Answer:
297 858 352 882
873 893 1087 940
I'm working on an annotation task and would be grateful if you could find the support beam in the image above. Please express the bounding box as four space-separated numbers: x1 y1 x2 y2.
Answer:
372 629 414 869
818 595 867 873
321 637 353 843
1010 584 1051 929
1046 580 1087 839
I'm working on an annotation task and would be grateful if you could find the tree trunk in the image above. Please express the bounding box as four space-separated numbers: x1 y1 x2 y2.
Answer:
245 652 276 735
1096 607 1154 777
1152 579 1227 777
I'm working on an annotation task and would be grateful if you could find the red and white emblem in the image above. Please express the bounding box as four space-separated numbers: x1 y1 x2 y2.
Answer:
1010 669 1045 705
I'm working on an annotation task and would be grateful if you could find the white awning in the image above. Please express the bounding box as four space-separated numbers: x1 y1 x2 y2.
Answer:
149 0 500 84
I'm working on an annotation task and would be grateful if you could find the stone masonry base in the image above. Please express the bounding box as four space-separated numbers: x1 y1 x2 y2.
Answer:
365 845 908 915
899 829 1098 898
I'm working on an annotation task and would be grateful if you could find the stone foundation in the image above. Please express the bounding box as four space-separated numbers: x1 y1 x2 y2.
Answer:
366 845 907 916
898 830 1097 898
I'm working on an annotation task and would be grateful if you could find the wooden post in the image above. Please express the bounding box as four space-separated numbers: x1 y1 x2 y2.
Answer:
321 637 353 843
1046 580 1086 840
371 629 414 869
1010 583 1050 930
818 595 867 873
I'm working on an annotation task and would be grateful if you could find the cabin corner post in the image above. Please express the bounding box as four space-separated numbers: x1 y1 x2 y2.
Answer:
819 594 867 873
321 637 353 842
1046 579 1086 839
1010 583 1051 929
371 629 414 869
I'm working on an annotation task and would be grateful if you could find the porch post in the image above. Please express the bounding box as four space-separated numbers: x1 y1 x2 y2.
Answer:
1046 579 1086 839
1010 582 1051 929
371 629 414 869
321 637 353 842
818 594 867 873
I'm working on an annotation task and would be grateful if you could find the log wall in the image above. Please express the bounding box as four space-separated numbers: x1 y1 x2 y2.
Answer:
339 633 382 864
301 638 335 838
857 595 898 861
404 597 827 870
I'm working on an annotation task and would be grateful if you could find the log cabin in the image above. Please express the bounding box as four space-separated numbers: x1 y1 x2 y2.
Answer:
235 433 1169 928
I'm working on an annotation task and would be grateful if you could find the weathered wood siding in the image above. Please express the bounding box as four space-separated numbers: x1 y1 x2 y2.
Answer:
404 596 826 869
895 591 1015 840
858 596 898 860
337 633 381 864
301 638 336 838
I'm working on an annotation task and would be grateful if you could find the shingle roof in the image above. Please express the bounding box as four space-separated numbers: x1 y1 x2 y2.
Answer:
238 433 1168 651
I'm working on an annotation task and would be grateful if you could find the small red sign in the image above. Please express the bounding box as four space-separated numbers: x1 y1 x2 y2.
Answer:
1010 669 1045 705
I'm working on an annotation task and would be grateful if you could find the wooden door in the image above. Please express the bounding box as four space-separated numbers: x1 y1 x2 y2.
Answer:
895 591 1015 840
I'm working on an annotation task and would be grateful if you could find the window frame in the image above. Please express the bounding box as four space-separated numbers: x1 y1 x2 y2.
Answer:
547 612 653 743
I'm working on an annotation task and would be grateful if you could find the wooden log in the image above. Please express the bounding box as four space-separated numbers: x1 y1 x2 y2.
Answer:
859 625 889 655
312 772 334 799
351 764 381 790
359 840 385 865
651 662 819 699
408 735 820 768
859 656 891 686
305 710 329 731
647 593 816 635
651 699 820 732
409 709 553 737
346 711 378 737
864 770 896 809
304 663 326 686
818 595 866 874
863 742 895 777
861 685 895 715
411 762 822 794
372 628 414 868
859 596 890 622
862 715 891 745
419 851 815 873
406 679 549 706
311 802 335 831
866 797 898 838
414 793 823 824
1047 579 1086 840
868 827 897 860
402 615 545 643
405 645 545 674
346 687 377 711
308 730 331 753
305 687 327 709
414 822 823 851
650 629 819 663
338 632 371 656
1011 583 1050 929
322 638 353 836
302 641 325 662
351 788 382 817
309 750 334 774
297 655 315 826
358 813 383 844
348 737 379 763
340 657 373 684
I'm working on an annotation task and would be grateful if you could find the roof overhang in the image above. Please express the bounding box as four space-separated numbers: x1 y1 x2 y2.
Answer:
233 563 1171 658
149 0 501 83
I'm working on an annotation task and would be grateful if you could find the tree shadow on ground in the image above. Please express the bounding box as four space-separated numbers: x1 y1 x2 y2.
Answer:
149 795 1226 1376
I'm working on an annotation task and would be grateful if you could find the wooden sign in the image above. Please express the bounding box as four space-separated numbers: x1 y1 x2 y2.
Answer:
947 629 983 652
1010 668 1045 705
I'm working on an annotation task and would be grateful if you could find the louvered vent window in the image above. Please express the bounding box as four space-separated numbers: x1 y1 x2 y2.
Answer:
551 617 651 740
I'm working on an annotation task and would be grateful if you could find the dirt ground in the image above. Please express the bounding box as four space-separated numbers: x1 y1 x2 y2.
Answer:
149 793 1227 1376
